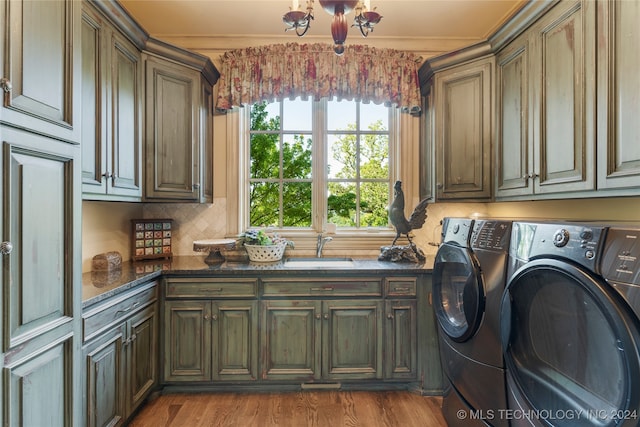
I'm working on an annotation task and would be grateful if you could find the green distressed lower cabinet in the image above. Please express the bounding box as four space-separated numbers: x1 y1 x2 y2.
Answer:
162 277 260 382
163 299 259 382
161 274 429 390
82 283 159 426
261 299 386 381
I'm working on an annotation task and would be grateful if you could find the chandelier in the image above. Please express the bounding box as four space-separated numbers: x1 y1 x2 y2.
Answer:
283 0 382 55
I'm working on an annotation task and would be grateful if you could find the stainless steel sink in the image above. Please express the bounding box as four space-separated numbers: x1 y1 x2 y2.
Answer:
283 257 354 268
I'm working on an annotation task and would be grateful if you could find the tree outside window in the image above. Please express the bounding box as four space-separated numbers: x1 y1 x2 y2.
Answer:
248 98 391 230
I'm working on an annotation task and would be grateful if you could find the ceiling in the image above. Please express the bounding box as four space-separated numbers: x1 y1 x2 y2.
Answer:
118 0 528 56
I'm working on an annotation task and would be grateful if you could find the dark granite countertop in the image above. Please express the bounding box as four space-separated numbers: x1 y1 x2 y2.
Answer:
82 255 433 308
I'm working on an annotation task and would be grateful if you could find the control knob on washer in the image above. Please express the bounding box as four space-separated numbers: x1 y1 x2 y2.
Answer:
553 229 570 247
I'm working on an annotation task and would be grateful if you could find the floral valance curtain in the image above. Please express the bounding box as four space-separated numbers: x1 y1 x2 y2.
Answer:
215 43 422 115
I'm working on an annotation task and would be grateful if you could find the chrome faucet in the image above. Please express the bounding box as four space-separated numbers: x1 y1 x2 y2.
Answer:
316 233 333 258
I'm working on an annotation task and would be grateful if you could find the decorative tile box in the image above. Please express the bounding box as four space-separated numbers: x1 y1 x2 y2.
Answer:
132 219 173 261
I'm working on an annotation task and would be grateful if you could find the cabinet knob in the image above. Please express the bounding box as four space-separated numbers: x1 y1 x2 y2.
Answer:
0 78 11 93
102 171 112 179
387 313 394 320
323 313 329 320
204 314 210 320
212 314 218 321
0 241 13 255
193 183 201 190
315 314 321 320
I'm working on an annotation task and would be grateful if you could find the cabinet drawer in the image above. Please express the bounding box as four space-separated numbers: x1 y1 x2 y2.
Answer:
165 278 258 298
83 281 158 342
385 277 417 297
262 278 382 297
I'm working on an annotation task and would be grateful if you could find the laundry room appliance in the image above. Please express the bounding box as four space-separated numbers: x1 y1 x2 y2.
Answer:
501 221 640 427
433 218 512 427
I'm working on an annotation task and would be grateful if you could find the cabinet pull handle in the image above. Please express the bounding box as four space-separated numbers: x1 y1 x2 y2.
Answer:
0 241 13 255
393 287 410 292
311 287 334 292
0 78 11 93
210 288 223 292
131 334 137 342
193 183 201 190
116 301 140 315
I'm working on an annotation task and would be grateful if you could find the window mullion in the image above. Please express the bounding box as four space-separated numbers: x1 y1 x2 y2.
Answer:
312 99 327 232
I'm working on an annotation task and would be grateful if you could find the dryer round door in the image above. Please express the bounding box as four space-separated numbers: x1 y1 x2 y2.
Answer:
501 259 640 427
432 243 485 343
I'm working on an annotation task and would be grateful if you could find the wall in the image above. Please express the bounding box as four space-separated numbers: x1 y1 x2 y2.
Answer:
487 197 640 221
82 201 143 272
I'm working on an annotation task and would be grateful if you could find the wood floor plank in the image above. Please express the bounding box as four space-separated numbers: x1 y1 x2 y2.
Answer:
129 391 446 427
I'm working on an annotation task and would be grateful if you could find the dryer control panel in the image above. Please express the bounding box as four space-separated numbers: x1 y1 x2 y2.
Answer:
441 218 474 248
601 228 640 286
471 220 512 251
512 222 606 272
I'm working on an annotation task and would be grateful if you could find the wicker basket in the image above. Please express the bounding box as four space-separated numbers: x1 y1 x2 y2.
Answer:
244 242 287 262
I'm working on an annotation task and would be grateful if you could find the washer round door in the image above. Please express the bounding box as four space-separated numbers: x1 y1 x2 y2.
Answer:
501 259 640 427
432 243 484 343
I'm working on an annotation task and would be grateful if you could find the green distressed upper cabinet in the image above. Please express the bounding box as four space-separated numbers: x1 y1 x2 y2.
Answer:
0 0 81 144
432 56 494 200
496 0 596 199
143 40 219 203
596 0 640 191
81 3 143 200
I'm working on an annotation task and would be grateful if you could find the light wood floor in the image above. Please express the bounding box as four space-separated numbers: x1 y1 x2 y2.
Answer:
128 391 447 427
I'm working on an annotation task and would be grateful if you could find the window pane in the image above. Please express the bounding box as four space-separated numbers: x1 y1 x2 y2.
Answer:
361 134 389 179
360 102 388 129
250 182 280 227
250 134 279 179
283 98 312 131
250 101 280 131
283 134 312 179
328 182 357 227
328 99 356 130
360 182 389 227
328 134 356 179
283 183 312 227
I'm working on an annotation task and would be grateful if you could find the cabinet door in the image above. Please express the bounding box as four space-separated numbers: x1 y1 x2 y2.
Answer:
200 81 214 203
0 0 80 143
434 58 493 200
81 7 109 195
261 300 322 381
164 300 211 382
496 33 533 198
85 328 125 427
144 55 200 201
109 31 142 198
323 300 383 380
128 305 157 416
5 338 73 427
530 0 596 194
384 300 417 380
597 0 640 190
2 127 79 357
212 300 258 381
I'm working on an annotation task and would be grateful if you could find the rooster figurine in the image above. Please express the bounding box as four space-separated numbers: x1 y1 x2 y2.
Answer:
389 181 429 246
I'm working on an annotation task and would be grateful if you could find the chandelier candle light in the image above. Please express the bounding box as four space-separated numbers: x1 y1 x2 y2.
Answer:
283 0 382 55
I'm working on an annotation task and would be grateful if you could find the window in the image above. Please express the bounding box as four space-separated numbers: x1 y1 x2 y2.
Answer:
246 97 395 232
